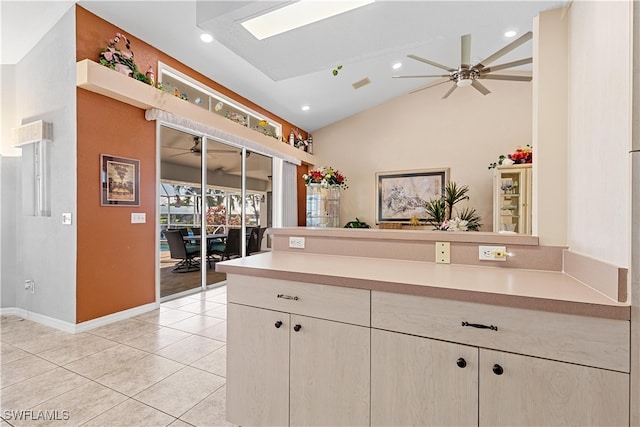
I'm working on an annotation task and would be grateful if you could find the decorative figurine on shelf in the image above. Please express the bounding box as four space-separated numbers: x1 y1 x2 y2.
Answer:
145 67 155 87
307 134 313 154
99 32 152 85
289 130 295 146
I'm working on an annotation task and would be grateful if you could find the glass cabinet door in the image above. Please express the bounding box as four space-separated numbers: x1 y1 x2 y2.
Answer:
493 164 531 234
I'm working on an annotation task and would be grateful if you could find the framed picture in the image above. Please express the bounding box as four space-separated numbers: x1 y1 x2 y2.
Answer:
101 154 140 206
376 168 449 223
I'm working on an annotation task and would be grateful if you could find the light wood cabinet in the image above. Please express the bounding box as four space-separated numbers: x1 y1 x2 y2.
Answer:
371 290 630 426
226 274 370 426
372 328 630 427
226 274 630 426
371 329 478 426
227 303 289 426
493 164 532 234
479 349 630 426
289 314 370 426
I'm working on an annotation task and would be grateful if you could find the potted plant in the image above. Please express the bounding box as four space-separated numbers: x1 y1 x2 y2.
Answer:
424 181 481 231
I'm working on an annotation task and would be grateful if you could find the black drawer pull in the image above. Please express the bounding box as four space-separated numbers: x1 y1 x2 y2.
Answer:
274 321 283 328
277 294 299 301
456 358 467 368
293 324 302 332
461 321 498 331
492 364 504 375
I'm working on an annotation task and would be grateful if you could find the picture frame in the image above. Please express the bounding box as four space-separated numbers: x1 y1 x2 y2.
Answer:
101 154 140 206
376 168 449 223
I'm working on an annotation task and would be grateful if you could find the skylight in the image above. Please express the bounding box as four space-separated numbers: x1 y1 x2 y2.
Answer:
241 0 375 41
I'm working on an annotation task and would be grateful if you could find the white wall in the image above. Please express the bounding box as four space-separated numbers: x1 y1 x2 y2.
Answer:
533 8 568 246
0 8 77 322
567 1 632 268
312 79 533 231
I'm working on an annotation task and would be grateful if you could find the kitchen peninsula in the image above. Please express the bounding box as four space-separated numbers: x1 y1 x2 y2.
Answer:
216 228 631 426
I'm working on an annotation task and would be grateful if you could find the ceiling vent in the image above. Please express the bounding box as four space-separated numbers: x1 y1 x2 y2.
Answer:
352 77 371 90
11 120 53 146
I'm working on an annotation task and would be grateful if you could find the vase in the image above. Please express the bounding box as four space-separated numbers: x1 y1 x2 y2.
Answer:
306 184 340 227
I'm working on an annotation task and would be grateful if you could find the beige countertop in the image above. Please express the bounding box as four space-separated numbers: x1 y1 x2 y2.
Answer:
216 251 630 320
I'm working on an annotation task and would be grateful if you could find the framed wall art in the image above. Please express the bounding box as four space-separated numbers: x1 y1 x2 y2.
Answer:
376 168 449 223
101 154 140 206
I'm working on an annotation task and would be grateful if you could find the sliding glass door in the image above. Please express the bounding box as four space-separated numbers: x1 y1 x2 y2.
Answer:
159 125 272 299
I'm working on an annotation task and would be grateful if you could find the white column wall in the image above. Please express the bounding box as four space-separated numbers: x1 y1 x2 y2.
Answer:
566 1 633 267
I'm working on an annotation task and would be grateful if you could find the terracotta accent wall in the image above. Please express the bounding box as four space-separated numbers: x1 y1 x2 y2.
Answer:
76 89 156 322
75 6 310 321
297 164 309 226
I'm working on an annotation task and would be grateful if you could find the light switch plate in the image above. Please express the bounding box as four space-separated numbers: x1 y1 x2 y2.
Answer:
62 213 72 225
131 213 146 224
436 242 450 264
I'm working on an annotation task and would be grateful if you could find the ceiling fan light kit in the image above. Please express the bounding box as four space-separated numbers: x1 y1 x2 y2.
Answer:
395 31 533 99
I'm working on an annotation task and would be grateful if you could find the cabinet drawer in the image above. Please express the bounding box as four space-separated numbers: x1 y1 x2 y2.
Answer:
227 274 370 326
371 291 629 372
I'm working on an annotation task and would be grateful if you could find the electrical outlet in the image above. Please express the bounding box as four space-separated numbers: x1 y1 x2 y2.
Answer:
24 280 35 294
289 237 305 249
479 245 507 261
435 242 450 264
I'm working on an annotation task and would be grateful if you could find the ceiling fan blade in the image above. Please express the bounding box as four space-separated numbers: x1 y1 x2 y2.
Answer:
166 152 192 158
481 74 532 81
441 83 458 99
409 78 451 94
407 54 455 72
161 146 189 151
482 57 532 74
461 34 471 68
476 31 533 69
471 80 491 95
206 149 238 153
393 74 450 79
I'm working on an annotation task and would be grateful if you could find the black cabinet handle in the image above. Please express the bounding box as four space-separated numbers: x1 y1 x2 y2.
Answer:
461 321 498 331
456 358 467 368
277 294 299 301
492 364 504 375
293 324 302 332
274 321 283 328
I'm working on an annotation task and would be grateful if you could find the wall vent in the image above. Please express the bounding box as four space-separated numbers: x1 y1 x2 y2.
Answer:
11 120 53 146
352 77 371 89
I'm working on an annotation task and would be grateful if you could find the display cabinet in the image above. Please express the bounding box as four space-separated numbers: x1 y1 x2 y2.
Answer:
492 164 532 234
158 63 282 140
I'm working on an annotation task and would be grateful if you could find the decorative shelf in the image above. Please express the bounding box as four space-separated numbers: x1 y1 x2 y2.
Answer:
76 59 314 165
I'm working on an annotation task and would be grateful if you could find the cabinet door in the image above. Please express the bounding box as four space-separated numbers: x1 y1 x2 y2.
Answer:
493 166 531 234
227 303 290 426
371 329 478 426
479 349 630 426
289 315 370 426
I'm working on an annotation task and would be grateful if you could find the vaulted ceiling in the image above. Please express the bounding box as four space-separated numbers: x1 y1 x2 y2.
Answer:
2 1 567 133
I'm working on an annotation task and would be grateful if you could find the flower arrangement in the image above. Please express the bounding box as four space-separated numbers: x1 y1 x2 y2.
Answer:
99 32 152 85
303 166 348 189
488 144 533 169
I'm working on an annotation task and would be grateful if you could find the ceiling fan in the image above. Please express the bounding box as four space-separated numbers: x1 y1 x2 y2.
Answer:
394 31 533 99
163 136 237 158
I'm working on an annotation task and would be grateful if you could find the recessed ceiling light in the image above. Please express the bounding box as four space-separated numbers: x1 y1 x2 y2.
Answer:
200 33 213 43
241 0 374 40
302 105 310 111
504 30 517 38
392 62 402 70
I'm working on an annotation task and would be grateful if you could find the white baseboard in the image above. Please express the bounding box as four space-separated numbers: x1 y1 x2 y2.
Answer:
1 302 160 333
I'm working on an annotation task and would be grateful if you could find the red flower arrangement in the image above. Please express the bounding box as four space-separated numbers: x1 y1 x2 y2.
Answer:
302 166 348 189
489 145 533 169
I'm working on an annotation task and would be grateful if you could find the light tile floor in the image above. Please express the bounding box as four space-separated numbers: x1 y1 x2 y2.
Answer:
1 285 232 427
